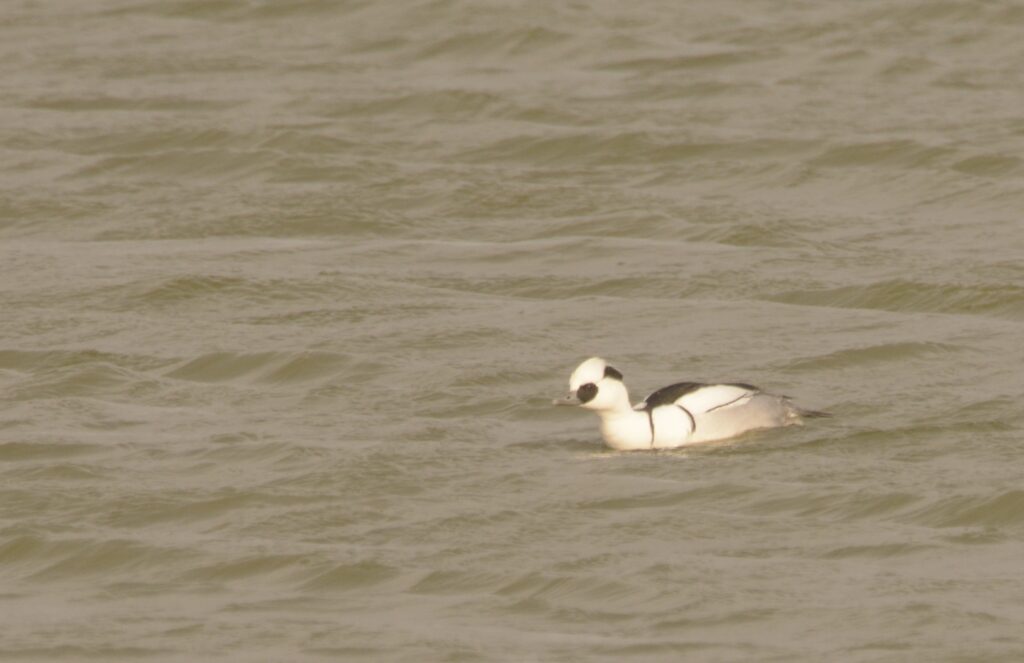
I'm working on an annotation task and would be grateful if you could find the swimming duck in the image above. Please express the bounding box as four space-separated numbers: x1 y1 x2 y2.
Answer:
554 357 829 450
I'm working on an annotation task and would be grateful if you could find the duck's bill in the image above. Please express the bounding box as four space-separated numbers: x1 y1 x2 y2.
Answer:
552 394 580 406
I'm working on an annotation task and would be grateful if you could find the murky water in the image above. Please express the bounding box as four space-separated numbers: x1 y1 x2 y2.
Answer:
2 1 1023 660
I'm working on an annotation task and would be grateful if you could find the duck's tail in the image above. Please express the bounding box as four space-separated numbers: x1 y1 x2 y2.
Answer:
796 406 832 419
781 397 832 423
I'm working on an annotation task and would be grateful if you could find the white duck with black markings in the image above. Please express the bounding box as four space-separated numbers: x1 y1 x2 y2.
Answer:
554 357 829 451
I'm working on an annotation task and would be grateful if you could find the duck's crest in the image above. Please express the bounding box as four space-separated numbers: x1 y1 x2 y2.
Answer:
569 357 608 390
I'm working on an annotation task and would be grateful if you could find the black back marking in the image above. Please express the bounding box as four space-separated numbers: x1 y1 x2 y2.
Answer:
642 381 761 410
640 382 705 410
603 365 623 381
577 382 598 404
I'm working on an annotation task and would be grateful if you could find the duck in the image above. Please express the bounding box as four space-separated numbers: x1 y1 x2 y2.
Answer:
553 356 829 450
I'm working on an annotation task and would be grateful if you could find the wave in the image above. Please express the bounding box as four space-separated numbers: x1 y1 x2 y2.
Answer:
768 279 1024 319
906 491 1024 529
785 341 960 371
180 554 306 582
112 274 340 308
0 350 169 401
596 48 770 72
0 535 193 582
0 441 103 462
809 140 953 169
0 347 361 406
298 560 401 592
461 132 819 168
166 351 355 385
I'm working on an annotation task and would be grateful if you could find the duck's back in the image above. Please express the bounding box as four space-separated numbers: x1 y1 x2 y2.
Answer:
637 381 804 445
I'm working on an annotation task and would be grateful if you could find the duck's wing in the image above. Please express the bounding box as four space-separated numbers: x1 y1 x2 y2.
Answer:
635 381 704 410
636 381 761 413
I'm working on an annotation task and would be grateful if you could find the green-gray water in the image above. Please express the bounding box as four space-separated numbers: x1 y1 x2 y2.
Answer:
2 2 1023 661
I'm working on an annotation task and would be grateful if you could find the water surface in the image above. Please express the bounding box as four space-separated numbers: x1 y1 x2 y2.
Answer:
1 1 1023 661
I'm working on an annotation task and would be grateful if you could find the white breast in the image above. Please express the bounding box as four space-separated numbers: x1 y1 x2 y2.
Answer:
598 410 655 451
650 405 694 449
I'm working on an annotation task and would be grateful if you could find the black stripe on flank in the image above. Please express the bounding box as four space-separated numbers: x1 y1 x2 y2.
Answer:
676 405 696 433
705 394 748 413
646 409 655 448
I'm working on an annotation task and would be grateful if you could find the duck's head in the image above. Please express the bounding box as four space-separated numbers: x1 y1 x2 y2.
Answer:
553 356 629 411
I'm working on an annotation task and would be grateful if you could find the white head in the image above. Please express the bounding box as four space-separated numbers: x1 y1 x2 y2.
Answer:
554 356 631 412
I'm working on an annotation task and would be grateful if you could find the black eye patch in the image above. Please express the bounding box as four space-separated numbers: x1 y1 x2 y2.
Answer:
577 382 598 403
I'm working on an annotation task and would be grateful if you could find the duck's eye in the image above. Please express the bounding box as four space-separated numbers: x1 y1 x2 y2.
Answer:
577 382 598 403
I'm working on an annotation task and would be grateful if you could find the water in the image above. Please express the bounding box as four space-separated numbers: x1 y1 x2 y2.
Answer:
1 1 1023 660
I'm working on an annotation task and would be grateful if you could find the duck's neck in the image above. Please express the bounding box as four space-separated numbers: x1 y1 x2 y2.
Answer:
591 384 652 450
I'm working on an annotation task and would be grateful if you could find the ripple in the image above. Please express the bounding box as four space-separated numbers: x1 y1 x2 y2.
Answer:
464 132 819 168
750 491 921 521
71 149 285 181
821 542 934 559
325 89 506 121
809 140 953 168
0 441 103 462
582 483 754 511
495 572 639 605
298 560 400 592
596 48 773 72
653 607 778 630
180 554 306 582
412 26 570 60
0 349 166 373
63 127 237 154
951 154 1023 177
0 645 170 659
785 341 960 371
166 351 354 384
26 95 237 112
907 491 1024 529
408 569 510 595
100 489 310 529
140 273 343 307
768 279 1024 319
0 535 194 582
9 362 159 400
16 463 107 481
